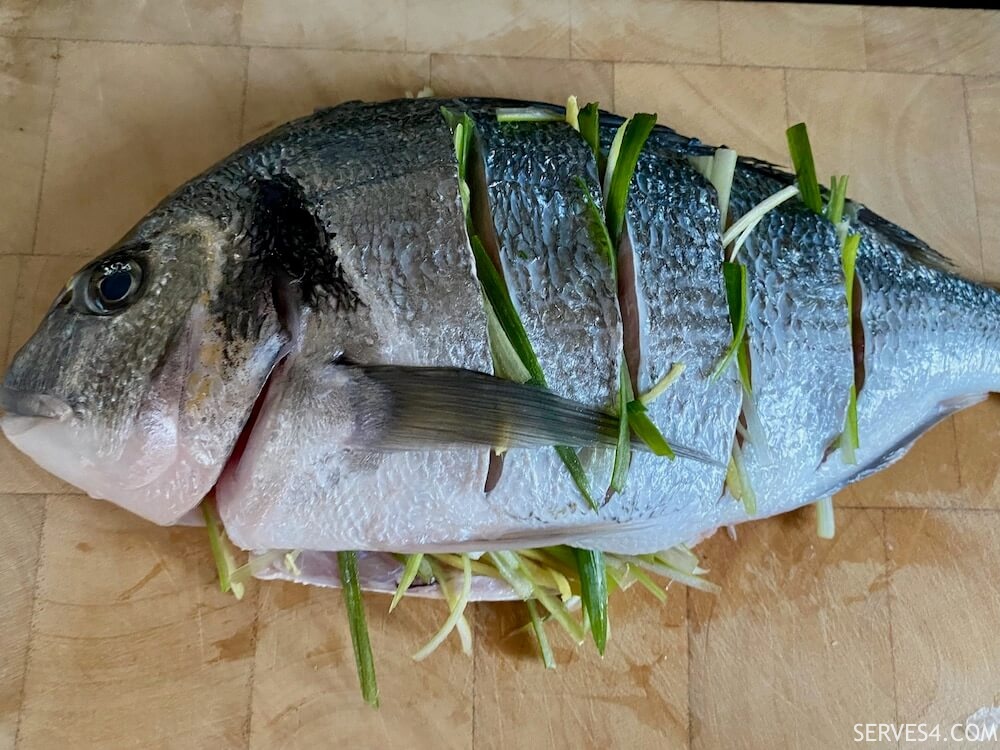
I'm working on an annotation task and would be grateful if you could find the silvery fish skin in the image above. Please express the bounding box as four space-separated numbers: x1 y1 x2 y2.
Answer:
4 98 1000 591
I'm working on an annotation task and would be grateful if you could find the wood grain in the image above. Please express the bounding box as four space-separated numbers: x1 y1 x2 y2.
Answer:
16 498 256 749
35 42 246 260
787 69 983 281
720 2 865 70
1 4 1000 749
570 0 721 65
615 63 788 163
0 39 57 257
0 496 45 750
885 509 1000 746
250 583 473 749
474 590 688 748
430 54 614 108
244 48 430 141
689 509 895 749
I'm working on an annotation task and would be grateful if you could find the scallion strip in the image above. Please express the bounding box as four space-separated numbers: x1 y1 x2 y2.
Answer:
201 500 245 600
389 553 425 613
413 554 473 661
576 176 616 274
573 548 609 655
786 123 823 214
639 363 685 406
709 148 738 227
496 107 564 123
626 400 676 457
604 113 657 245
337 550 379 708
721 183 800 258
623 555 721 595
609 364 632 493
729 440 756 515
564 95 580 130
554 446 599 510
710 261 749 385
526 599 556 668
841 232 861 463
826 174 849 225
577 102 602 164
815 496 836 539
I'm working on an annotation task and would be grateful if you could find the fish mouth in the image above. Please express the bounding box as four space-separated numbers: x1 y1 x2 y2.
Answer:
0 387 72 421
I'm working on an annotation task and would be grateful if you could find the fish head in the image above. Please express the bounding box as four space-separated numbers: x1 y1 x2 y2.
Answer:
1 201 288 524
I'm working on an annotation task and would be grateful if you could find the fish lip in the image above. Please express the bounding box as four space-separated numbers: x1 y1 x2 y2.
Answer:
0 387 72 421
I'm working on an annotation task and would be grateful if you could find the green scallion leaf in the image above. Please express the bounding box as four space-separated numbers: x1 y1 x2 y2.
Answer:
841 232 861 463
604 113 657 245
786 122 823 214
573 548 609 655
826 174 849 225
469 237 546 385
577 102 602 165
626 400 676 458
609 363 632 493
576 176 616 275
711 261 749 387
201 500 245 600
554 445 599 510
337 550 379 708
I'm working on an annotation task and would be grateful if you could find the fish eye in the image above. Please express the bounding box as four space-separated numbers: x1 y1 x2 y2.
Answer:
83 259 144 315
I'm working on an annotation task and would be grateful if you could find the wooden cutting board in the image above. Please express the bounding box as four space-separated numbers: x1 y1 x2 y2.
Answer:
3 2 1000 748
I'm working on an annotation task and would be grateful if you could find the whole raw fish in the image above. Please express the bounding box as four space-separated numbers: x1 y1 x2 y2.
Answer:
3 97 997 593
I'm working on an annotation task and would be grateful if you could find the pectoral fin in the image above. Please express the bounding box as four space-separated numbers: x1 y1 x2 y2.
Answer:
343 364 719 466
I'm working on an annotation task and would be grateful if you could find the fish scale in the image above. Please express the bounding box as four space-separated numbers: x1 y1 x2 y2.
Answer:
573 145 741 551
730 166 853 512
472 113 621 522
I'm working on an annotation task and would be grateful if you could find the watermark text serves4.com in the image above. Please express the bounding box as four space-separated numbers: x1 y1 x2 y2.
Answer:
854 724 999 743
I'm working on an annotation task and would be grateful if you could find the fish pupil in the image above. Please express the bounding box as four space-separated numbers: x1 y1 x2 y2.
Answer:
99 270 133 303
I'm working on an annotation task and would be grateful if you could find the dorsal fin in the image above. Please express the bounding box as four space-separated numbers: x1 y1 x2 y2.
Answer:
851 204 955 273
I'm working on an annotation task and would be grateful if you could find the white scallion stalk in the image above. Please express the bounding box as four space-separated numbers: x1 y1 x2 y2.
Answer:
815 496 836 539
284 550 302 575
390 553 425 613
709 148 738 227
413 555 473 661
639 362 686 406
496 107 564 123
722 183 801 259
565 95 580 130
688 154 714 181
602 119 629 198
230 549 287 587
729 439 756 516
623 555 721 595
526 600 556 669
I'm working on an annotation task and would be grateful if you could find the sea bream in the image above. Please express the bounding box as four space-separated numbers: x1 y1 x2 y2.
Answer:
3 97 998 594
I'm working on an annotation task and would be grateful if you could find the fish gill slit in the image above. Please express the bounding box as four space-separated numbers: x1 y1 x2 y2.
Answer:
616 228 642 394
465 122 509 492
852 275 866 394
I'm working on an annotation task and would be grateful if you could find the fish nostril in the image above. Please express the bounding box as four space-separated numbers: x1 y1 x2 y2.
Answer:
0 387 72 421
